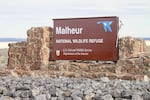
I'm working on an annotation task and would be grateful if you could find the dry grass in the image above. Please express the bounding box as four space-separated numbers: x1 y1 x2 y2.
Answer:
0 49 8 70
146 46 150 56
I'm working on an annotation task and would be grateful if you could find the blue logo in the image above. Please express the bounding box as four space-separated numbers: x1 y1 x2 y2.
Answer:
97 21 113 32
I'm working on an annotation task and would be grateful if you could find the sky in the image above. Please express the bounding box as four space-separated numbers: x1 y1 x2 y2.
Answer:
0 0 150 38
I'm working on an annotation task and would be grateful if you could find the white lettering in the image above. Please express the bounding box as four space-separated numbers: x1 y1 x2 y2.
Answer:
72 39 88 43
56 27 62 34
56 39 72 43
56 26 83 34
56 38 104 44
89 39 104 43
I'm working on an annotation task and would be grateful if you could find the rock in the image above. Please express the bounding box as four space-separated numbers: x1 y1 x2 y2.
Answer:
95 90 103 97
8 27 53 70
84 95 92 100
64 97 73 100
20 90 32 98
142 92 150 100
121 90 132 99
119 37 147 58
112 89 122 98
71 90 83 98
144 75 150 82
34 94 47 100
63 90 72 97
57 96 65 100
132 94 143 100
46 92 51 100
56 89 64 97
3 89 13 97
72 96 82 100
0 86 7 94
85 93 95 100
95 96 102 100
115 98 129 100
51 97 58 100
16 86 30 91
102 94 113 100
31 88 40 97
8 42 27 69
0 96 14 100
84 88 94 95
13 91 21 97
50 88 57 97
100 77 110 82
14 97 22 100
1 76 150 100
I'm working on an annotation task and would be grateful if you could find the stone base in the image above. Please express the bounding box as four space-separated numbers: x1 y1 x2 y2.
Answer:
3 53 150 81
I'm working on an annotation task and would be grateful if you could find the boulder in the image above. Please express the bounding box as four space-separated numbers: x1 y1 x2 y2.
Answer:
119 37 147 58
7 27 53 70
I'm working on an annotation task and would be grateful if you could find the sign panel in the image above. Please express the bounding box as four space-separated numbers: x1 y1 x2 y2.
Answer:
52 16 119 61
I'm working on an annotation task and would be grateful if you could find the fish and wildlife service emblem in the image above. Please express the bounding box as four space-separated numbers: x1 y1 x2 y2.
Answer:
56 50 60 56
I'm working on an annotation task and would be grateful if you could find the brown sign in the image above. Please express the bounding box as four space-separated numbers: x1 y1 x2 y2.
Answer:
52 16 119 61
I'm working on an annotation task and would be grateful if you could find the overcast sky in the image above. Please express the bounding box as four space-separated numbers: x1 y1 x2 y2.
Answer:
0 0 150 38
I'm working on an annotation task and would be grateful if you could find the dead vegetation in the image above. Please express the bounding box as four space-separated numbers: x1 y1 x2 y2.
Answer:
0 49 8 70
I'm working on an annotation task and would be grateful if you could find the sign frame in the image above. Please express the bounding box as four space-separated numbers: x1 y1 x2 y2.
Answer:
52 16 119 61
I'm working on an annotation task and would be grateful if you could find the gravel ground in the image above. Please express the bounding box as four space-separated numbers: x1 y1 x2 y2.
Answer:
0 76 150 100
